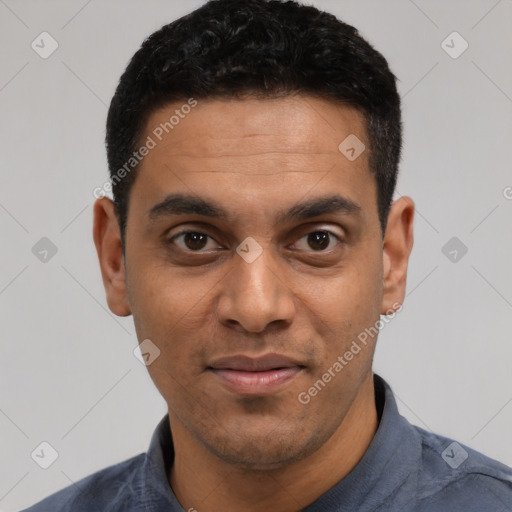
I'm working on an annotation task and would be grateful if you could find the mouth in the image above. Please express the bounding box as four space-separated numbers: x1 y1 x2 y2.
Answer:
207 354 306 395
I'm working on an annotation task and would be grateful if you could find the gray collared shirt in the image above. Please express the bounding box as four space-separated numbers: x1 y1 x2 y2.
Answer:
21 374 512 511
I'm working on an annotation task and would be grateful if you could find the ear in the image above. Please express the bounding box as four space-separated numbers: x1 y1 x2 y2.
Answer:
381 196 415 315
93 197 131 317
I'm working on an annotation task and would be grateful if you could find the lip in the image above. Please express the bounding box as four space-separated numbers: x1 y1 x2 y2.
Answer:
208 354 305 395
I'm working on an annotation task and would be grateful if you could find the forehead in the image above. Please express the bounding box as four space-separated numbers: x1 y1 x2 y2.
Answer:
142 95 367 164
129 95 378 232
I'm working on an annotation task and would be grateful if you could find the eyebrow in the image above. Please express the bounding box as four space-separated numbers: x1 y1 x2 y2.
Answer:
147 193 362 225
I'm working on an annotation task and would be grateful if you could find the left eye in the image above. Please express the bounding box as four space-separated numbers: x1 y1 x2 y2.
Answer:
292 231 341 252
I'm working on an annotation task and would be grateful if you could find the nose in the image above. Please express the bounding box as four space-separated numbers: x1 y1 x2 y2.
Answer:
216 243 296 334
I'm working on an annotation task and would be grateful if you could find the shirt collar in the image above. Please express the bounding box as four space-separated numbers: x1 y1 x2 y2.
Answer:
140 373 421 511
139 409 181 510
302 374 421 511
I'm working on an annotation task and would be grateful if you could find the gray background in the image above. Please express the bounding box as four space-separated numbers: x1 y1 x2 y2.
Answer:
1 0 511 510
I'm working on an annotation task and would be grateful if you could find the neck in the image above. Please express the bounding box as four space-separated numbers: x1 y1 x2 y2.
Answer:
169 372 378 512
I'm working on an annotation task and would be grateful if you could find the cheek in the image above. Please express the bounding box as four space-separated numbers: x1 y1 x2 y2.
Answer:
303 253 383 369
128 266 221 378
313 257 382 325
129 261 208 329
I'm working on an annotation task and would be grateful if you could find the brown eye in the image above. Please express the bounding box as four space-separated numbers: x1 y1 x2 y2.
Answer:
308 231 330 251
168 231 218 252
293 231 341 252
183 232 208 250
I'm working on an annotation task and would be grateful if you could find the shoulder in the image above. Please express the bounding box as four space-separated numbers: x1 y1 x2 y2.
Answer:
412 426 512 511
20 453 145 512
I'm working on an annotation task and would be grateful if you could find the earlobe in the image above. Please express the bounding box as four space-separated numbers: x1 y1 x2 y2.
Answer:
93 197 132 317
380 196 415 315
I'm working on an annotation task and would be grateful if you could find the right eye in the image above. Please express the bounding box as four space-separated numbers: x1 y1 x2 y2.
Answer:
166 231 223 252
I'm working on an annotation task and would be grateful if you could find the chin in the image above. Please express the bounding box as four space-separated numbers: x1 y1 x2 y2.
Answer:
197 421 329 471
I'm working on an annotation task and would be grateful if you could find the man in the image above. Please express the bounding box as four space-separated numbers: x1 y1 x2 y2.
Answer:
23 0 512 510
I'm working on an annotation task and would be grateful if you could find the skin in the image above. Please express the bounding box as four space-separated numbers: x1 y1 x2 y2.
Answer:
93 95 414 512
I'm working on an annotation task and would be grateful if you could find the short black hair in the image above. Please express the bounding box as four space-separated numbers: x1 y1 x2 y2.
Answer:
105 0 402 248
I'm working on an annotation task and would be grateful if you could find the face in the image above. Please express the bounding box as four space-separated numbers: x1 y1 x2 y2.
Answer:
94 95 413 470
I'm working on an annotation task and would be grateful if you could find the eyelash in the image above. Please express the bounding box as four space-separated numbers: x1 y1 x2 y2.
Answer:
166 229 343 253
